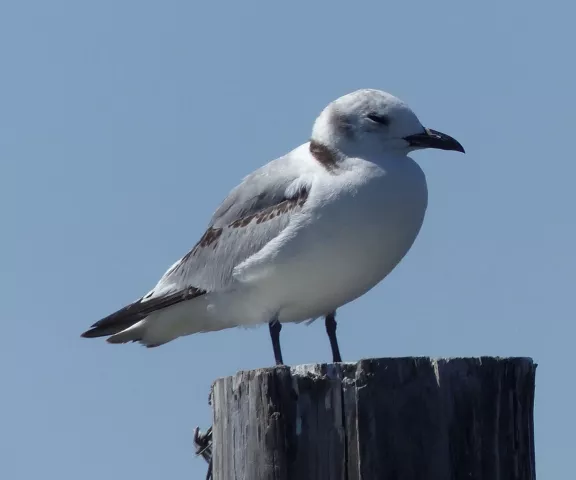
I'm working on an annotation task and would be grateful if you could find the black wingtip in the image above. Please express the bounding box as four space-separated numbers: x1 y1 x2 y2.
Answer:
80 327 114 339
81 287 207 342
80 299 148 340
80 318 141 339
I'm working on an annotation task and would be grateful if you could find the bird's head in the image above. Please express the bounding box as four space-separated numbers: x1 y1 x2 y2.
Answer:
311 89 465 158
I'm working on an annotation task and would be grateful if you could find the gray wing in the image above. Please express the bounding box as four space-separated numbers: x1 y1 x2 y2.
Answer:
81 153 312 339
153 154 312 295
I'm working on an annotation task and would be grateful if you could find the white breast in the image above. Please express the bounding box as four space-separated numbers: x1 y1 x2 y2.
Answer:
253 156 429 323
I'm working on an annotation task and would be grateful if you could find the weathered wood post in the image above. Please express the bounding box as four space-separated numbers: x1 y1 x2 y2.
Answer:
210 357 536 480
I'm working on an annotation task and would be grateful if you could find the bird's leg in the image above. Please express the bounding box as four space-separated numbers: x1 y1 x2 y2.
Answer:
325 311 342 363
269 319 284 365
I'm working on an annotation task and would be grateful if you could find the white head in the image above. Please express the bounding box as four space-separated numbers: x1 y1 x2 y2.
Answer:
311 89 464 158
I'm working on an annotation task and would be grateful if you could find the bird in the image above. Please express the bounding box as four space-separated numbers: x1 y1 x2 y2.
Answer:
81 89 464 365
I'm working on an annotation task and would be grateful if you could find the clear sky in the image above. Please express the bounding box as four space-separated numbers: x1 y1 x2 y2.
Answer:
1 1 574 478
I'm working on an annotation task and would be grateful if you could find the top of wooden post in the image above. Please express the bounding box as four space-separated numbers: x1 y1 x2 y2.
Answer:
210 357 536 480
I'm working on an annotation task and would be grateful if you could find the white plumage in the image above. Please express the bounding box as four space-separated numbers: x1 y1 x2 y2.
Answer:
82 89 464 361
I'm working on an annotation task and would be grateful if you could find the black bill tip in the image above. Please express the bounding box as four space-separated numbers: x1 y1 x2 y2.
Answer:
404 128 465 153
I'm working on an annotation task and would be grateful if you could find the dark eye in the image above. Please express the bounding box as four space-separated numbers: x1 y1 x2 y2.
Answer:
367 113 390 126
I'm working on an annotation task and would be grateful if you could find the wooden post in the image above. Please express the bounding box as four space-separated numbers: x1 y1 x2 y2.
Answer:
210 357 536 480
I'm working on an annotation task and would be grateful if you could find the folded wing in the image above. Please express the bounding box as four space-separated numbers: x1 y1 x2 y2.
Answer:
81 154 312 339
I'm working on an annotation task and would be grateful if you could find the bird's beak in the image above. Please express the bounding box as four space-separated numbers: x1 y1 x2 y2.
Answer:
404 128 465 153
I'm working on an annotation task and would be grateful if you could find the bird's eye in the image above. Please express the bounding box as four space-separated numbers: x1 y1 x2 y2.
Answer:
367 114 390 126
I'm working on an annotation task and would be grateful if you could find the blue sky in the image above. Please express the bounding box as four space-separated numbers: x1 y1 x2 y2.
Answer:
1 1 574 478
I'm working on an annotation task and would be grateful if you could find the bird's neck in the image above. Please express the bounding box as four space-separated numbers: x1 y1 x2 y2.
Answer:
310 117 358 161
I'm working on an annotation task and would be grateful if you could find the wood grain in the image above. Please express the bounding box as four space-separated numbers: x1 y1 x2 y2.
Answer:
211 357 536 480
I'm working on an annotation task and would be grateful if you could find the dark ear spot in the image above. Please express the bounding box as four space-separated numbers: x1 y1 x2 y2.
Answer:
331 111 354 139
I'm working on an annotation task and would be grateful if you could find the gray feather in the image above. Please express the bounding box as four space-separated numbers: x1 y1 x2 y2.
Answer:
155 153 311 294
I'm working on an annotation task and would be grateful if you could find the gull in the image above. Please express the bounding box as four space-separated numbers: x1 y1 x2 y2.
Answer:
81 89 464 365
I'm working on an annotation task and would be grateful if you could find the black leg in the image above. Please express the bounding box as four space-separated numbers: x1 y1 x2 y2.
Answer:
325 311 342 363
269 320 284 365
